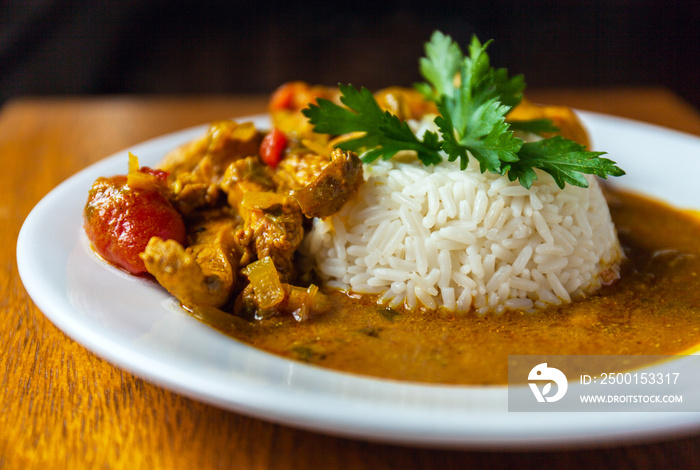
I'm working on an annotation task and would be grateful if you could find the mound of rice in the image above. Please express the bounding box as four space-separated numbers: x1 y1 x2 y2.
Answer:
303 156 622 314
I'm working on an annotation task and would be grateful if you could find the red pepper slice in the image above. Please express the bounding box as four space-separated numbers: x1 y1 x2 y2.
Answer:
139 166 169 182
259 128 287 169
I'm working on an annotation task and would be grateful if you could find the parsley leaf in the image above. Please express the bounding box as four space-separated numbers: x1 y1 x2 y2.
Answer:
506 136 626 189
492 67 526 109
436 97 521 172
300 30 625 190
417 30 462 101
302 84 443 165
428 35 522 173
508 119 560 135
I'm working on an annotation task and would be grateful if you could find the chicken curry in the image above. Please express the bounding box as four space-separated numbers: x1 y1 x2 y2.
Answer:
83 83 700 385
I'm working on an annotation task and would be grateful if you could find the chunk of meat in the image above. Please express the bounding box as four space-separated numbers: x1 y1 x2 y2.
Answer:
220 156 277 208
291 148 364 218
169 182 220 215
275 151 331 191
234 258 331 321
236 192 304 282
140 213 239 308
161 121 264 214
163 154 220 215
160 120 263 176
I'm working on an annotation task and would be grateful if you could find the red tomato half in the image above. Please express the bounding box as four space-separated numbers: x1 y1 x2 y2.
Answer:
83 175 186 274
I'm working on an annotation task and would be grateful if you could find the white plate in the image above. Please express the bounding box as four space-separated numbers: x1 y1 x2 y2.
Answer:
16 112 700 449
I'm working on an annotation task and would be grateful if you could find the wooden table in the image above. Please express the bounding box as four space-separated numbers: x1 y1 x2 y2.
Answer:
2 88 700 469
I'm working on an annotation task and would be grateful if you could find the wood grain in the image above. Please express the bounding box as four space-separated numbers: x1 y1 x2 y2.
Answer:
1 89 699 469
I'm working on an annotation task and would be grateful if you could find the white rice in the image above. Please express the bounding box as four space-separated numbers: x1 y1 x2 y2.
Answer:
302 153 622 314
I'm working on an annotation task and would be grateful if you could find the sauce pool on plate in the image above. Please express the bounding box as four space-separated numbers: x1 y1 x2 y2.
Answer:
193 188 700 385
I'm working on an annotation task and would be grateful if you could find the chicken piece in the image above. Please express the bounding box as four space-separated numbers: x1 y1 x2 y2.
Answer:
507 98 591 149
158 121 264 214
170 182 220 215
220 157 303 281
275 151 331 191
140 212 239 308
236 192 304 282
220 156 277 208
234 280 332 321
167 155 221 215
291 148 364 218
160 120 263 176
233 257 331 320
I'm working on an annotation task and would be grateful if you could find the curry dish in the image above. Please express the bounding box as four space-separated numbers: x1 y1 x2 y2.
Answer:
83 78 699 385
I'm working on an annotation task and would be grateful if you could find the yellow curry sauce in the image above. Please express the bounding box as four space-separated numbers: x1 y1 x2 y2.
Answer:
193 188 700 385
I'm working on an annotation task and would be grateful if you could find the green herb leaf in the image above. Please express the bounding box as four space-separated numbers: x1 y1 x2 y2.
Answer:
300 30 625 190
492 68 526 109
506 136 626 189
418 30 462 101
379 307 401 321
431 36 522 173
436 97 522 173
508 119 560 136
302 84 443 165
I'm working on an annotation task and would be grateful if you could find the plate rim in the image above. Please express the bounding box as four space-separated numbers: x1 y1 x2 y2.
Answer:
16 111 700 450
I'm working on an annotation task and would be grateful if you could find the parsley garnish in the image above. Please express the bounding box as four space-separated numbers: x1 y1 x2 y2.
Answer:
307 83 443 165
302 31 625 189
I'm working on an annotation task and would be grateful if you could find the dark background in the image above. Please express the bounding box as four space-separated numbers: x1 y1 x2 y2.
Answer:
1 0 699 109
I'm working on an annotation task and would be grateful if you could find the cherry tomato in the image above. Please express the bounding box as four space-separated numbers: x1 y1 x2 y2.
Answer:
259 128 287 169
83 173 185 274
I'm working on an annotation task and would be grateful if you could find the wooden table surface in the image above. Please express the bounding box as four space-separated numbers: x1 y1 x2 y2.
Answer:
2 88 700 469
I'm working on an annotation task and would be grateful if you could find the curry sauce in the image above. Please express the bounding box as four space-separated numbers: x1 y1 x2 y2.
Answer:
194 189 700 385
